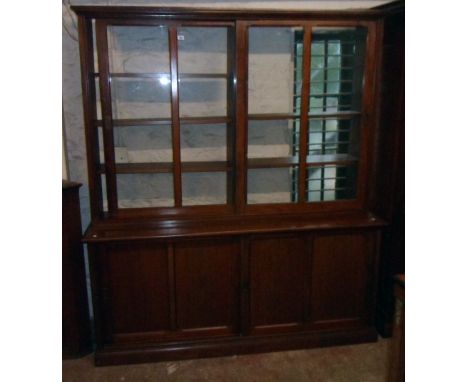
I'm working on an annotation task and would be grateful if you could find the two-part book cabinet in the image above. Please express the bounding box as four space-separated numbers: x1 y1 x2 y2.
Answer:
72 5 389 365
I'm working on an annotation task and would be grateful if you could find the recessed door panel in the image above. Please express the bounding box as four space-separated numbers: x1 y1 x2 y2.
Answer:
311 232 371 327
174 238 240 335
249 235 309 333
99 242 170 341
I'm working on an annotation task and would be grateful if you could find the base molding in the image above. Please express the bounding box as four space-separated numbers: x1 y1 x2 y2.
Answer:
95 326 378 366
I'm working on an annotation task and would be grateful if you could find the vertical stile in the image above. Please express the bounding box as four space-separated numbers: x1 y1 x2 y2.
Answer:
77 16 103 219
298 25 312 203
169 26 182 207
239 236 250 335
320 36 329 201
167 243 177 330
95 20 118 213
226 26 237 207
358 21 380 209
235 21 248 212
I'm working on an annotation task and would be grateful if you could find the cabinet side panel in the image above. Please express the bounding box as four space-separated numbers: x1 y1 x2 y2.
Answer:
250 235 308 331
311 233 369 326
174 238 240 333
102 242 170 337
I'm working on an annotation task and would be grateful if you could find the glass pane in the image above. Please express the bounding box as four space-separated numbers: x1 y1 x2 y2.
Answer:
107 26 170 74
308 117 360 158
249 27 303 115
307 164 357 202
181 123 226 162
182 172 227 206
179 78 227 117
101 174 108 212
95 77 102 120
248 167 298 204
117 173 174 208
178 27 227 74
309 27 367 114
248 119 300 159
110 77 171 119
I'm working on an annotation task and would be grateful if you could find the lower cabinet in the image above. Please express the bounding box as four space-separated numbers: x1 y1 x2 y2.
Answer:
89 229 380 365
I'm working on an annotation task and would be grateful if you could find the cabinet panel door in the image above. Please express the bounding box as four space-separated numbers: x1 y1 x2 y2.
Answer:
311 232 372 328
174 238 240 336
98 242 170 342
249 235 309 334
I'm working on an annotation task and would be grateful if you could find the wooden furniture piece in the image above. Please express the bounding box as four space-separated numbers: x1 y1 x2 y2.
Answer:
387 275 405 382
372 1 405 337
62 180 92 358
71 5 395 365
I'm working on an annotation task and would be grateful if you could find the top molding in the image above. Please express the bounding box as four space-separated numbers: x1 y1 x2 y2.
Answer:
71 6 391 20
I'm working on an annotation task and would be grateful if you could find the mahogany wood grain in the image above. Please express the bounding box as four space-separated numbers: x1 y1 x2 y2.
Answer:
169 26 182 207
310 232 371 327
96 242 171 342
298 25 312 203
226 25 236 206
249 235 309 333
71 6 389 21
62 181 92 358
174 238 240 334
77 18 103 219
234 21 248 213
95 20 118 213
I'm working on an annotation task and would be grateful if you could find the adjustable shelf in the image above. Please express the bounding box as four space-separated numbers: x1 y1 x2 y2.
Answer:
99 161 232 174
247 154 357 169
93 72 228 79
94 116 231 127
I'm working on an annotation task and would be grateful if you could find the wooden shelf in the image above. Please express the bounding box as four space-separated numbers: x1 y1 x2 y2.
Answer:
306 154 358 165
179 73 228 79
99 161 232 174
247 111 361 121
83 211 387 242
94 118 172 127
94 116 231 127
248 113 300 121
93 72 228 79
180 116 231 124
248 157 299 168
308 111 361 119
247 154 357 169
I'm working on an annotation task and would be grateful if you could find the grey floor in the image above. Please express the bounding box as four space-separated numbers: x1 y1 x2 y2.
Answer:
63 338 390 382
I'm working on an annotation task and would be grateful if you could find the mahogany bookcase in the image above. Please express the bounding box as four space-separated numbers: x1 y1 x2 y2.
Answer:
72 5 391 365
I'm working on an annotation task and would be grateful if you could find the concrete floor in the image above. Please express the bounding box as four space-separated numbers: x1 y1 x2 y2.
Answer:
63 338 390 382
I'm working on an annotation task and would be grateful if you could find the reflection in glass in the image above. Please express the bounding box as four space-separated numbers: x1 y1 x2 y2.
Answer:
179 78 227 117
182 172 227 205
248 167 298 204
181 124 226 162
117 173 174 208
107 26 170 74
177 27 227 74
309 27 367 114
110 77 171 119
249 27 304 115
307 164 357 202
248 119 300 159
